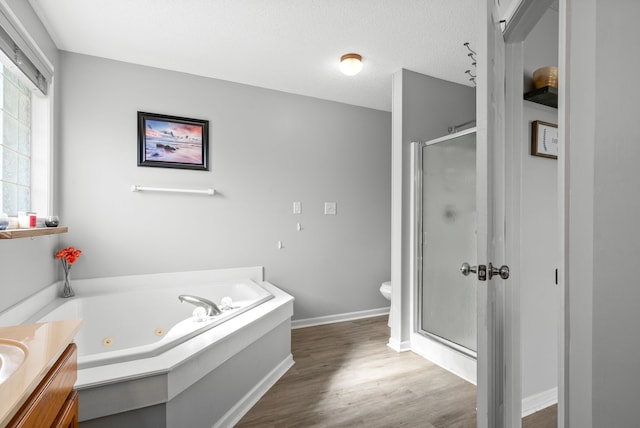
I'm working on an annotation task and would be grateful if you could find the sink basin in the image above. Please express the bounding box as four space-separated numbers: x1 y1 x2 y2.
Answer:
0 339 28 384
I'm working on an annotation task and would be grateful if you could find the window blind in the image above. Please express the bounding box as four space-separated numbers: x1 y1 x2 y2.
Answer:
0 8 51 96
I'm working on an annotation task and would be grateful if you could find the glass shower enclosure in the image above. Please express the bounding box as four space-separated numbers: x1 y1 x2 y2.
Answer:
414 128 477 357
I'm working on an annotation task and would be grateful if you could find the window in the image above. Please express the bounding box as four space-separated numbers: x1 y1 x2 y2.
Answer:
0 64 32 216
0 8 54 219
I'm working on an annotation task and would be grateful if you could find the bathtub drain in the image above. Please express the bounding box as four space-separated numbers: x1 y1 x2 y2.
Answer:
103 337 114 347
155 328 165 336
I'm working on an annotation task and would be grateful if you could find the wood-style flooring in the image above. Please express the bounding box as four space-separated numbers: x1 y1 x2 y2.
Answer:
522 404 557 428
236 316 556 427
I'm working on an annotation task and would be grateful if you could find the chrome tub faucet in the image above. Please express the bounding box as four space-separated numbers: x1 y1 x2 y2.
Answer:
178 294 222 316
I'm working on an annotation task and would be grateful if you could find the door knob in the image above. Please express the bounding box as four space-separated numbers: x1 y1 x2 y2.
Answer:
461 263 487 280
460 262 477 276
461 262 508 281
488 262 510 280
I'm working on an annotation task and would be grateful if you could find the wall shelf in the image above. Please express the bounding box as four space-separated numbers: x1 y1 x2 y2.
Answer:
524 85 558 108
0 226 68 239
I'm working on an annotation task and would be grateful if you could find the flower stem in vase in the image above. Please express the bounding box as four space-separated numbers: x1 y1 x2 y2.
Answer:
61 264 74 298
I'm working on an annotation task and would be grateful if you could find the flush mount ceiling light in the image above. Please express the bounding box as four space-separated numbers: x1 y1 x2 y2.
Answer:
339 53 363 76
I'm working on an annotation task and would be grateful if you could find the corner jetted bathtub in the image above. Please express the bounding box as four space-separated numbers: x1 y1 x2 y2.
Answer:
0 266 294 428
33 278 273 369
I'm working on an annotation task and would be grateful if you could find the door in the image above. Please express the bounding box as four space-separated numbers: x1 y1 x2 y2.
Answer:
419 130 477 357
476 0 508 427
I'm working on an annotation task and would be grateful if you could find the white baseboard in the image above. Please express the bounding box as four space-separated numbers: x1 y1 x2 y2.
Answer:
213 354 294 428
387 338 411 352
410 332 477 385
291 307 389 329
522 387 558 417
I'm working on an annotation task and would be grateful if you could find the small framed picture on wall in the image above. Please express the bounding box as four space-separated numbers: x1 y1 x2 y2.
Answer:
531 120 558 159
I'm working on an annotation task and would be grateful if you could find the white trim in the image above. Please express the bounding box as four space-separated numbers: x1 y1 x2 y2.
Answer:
522 387 558 418
503 0 556 43
212 354 294 428
390 69 404 349
291 307 389 329
30 81 52 216
504 39 524 428
410 331 477 385
557 1 568 426
387 338 411 352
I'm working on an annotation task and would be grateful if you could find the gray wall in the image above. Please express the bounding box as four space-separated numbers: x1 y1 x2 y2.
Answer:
0 1 60 313
521 7 559 402
56 52 391 321
591 0 640 422
565 0 640 426
0 236 61 312
391 69 476 345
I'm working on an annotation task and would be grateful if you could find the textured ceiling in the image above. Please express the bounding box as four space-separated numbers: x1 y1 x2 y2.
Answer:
28 0 479 112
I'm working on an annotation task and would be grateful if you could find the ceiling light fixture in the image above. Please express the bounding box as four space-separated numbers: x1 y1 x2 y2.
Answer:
339 53 363 76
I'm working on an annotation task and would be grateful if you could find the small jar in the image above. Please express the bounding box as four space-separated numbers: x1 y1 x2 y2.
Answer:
45 216 60 227
18 211 29 228
0 213 8 231
27 211 37 228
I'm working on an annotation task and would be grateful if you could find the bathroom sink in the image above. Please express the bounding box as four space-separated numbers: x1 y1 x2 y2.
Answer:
0 339 28 384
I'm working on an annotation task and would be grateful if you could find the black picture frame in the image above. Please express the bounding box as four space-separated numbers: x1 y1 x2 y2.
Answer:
137 111 209 170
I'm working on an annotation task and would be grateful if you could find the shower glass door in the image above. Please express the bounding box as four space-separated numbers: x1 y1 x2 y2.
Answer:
418 129 476 354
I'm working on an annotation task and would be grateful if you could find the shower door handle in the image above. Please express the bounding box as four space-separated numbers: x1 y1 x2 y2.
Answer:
460 263 487 281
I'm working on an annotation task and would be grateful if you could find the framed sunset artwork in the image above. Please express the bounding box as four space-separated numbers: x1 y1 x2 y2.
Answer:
137 111 209 170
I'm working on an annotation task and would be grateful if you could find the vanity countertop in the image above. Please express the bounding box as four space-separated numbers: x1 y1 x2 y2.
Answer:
0 318 82 426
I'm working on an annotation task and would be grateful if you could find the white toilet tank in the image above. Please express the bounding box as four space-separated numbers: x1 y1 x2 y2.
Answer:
380 281 392 300
379 281 393 327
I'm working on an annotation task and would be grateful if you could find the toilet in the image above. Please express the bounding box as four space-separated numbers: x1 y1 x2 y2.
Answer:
379 281 394 327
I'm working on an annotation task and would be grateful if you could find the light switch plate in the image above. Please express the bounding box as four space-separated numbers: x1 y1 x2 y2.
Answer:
293 201 301 214
324 202 337 215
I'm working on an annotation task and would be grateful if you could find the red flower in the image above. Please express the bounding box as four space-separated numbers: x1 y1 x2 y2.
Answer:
55 246 82 266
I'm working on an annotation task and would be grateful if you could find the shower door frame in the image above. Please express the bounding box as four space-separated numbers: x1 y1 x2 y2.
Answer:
411 129 479 372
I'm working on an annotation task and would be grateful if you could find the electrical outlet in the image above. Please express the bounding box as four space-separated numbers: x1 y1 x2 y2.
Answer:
293 201 301 214
324 202 337 215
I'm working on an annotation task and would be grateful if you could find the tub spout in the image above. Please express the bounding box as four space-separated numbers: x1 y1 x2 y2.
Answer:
178 294 222 316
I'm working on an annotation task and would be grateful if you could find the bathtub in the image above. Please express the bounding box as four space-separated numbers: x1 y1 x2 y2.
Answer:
0 266 294 428
32 278 273 369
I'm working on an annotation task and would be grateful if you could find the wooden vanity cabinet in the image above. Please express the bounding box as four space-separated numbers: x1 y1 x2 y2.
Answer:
8 343 78 428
